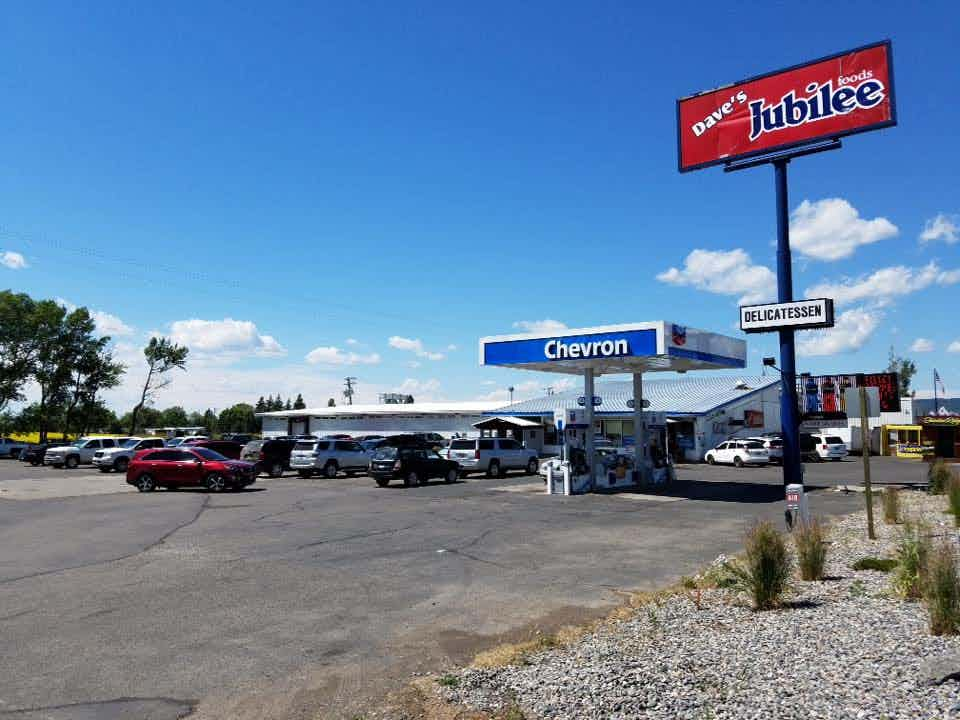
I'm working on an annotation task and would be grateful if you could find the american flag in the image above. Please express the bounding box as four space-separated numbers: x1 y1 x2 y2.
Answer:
935 369 946 395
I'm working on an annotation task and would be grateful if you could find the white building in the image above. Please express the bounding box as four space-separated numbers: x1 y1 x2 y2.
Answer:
257 401 506 438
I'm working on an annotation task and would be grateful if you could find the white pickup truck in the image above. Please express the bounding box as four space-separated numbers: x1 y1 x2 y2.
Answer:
0 437 29 459
44 437 133 468
92 437 167 473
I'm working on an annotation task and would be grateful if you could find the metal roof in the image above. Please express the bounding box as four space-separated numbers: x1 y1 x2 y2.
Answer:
473 416 542 429
488 376 779 416
257 401 506 419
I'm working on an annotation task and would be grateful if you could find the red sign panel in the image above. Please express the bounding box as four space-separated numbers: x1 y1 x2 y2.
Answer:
677 41 896 172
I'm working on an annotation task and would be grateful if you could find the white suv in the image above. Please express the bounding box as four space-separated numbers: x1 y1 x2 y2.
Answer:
45 437 133 468
446 437 539 477
811 434 848 461
92 437 167 473
704 439 769 467
290 438 369 478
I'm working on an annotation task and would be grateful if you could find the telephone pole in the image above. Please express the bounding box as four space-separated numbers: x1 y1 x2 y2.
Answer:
343 377 357 405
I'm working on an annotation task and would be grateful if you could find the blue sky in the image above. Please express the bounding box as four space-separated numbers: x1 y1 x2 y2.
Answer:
1 1 958 411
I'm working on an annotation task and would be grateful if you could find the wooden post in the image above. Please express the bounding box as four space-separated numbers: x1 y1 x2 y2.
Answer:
859 383 876 540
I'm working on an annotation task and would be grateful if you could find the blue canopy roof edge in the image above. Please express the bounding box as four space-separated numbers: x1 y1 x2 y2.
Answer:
479 321 746 375
488 375 779 417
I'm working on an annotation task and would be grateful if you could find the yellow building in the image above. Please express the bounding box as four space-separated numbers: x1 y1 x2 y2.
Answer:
881 424 928 459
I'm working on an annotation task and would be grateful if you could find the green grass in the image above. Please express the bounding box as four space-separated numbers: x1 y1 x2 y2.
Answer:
892 521 931 600
852 557 897 572
436 674 460 688
724 521 791 610
793 519 828 581
929 460 954 495
948 477 960 527
924 541 960 636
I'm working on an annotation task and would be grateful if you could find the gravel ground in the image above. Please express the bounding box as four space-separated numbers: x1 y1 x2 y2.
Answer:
446 490 960 719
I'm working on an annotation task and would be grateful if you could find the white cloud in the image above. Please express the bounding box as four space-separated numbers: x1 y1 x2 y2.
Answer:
345 338 359 345
656 248 776 304
169 318 287 359
393 377 442 401
388 336 445 361
910 338 935 353
796 307 880 357
1 251 28 269
920 213 958 245
790 198 898 260
805 262 959 307
55 297 134 338
304 346 381 366
512 319 569 334
476 377 576 402
948 341 960 354
447 344 458 351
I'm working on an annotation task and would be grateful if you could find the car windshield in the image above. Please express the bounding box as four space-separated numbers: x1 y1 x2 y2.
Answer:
121 439 140 448
825 436 844 444
745 442 765 449
449 440 474 449
294 441 316 451
372 447 398 460
193 448 227 461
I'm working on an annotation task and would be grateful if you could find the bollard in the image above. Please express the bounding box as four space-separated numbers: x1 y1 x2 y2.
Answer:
545 466 553 495
562 464 571 496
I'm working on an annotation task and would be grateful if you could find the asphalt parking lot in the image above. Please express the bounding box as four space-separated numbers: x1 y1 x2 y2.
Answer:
0 456 918 719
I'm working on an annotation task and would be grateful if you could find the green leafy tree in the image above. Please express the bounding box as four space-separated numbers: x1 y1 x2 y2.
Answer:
284 398 292 411
0 291 39 412
128 337 189 434
62 342 124 438
159 406 189 428
327 398 336 407
293 393 306 410
255 396 267 413
886 347 917 397
218 403 256 434
202 408 218 435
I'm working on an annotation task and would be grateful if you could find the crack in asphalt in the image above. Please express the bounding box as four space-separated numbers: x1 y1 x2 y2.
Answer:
0 696 196 717
297 523 421 552
0 495 211 586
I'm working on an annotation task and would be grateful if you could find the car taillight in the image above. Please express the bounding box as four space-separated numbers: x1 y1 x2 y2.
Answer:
475 449 480 459
259 451 265 460
821 444 828 449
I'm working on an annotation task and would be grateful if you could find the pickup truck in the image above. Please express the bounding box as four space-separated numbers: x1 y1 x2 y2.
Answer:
446 437 539 477
0 437 29 459
45 437 133 469
92 437 167 473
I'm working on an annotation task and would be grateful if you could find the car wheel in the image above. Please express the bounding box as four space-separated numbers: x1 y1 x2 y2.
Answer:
404 470 419 487
268 462 284 478
297 470 312 479
135 473 156 492
375 478 390 487
204 473 227 493
526 458 538 475
323 462 338 479
706 455 715 465
115 457 129 473
445 468 458 484
487 461 501 478
98 466 111 473
733 456 744 468
30 459 40 467
65 455 79 469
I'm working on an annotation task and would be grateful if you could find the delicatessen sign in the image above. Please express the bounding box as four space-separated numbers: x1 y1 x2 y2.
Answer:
740 298 834 333
677 41 896 172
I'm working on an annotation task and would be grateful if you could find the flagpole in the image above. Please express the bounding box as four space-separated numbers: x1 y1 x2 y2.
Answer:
934 369 939 413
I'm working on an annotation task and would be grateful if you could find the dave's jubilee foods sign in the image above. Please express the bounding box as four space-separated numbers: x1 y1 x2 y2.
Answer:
677 41 896 172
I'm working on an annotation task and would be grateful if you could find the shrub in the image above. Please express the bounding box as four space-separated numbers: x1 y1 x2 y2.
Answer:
892 521 931 599
929 460 954 495
949 478 960 528
725 521 791 610
923 541 960 636
882 487 901 525
852 557 897 572
437 674 460 688
793 519 828 581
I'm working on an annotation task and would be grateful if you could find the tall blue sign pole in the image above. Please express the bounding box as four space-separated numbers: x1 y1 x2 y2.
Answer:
774 159 801 486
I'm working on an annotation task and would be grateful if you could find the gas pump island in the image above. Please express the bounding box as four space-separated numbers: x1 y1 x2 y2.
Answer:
479 322 746 493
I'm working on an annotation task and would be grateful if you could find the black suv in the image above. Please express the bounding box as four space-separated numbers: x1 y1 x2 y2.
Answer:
241 437 297 477
370 446 460 487
20 442 68 466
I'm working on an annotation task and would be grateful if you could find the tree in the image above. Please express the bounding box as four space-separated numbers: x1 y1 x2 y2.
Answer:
62 342 124 438
255 396 267 413
0 291 39 412
293 393 306 410
129 337 189 434
284 398 292 411
327 398 336 407
886 347 917 397
202 409 218 436
218 403 256 434
159 406 189 428
404 395 414 404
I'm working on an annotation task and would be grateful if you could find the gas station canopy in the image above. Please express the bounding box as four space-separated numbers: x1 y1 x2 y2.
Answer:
479 322 746 375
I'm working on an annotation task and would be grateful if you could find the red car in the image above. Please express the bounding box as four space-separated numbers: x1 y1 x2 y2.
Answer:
126 447 257 493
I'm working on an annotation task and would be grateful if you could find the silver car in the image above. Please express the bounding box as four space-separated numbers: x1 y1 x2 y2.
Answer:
45 437 133 468
289 438 369 478
446 437 539 477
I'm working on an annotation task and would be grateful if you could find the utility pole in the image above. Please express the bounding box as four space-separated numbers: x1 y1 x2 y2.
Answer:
343 377 357 406
857 377 876 540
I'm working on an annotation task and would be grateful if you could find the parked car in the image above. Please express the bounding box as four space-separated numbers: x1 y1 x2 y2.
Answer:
369 446 460 487
92 437 167 473
704 439 769 467
126 446 257 492
446 437 539 477
19 442 69 466
810 433 849 461
221 433 254 444
165 435 208 447
176 439 243 459
746 436 783 464
0 437 29 459
45 437 133 468
289 438 369 478
241 437 297 477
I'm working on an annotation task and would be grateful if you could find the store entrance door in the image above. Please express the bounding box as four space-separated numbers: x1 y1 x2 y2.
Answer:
935 429 956 458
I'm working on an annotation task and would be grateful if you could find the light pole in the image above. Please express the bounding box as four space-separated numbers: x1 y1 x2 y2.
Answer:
508 386 514 404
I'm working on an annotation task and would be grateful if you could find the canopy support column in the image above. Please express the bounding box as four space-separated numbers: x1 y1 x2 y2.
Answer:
584 368 595 487
633 372 646 483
